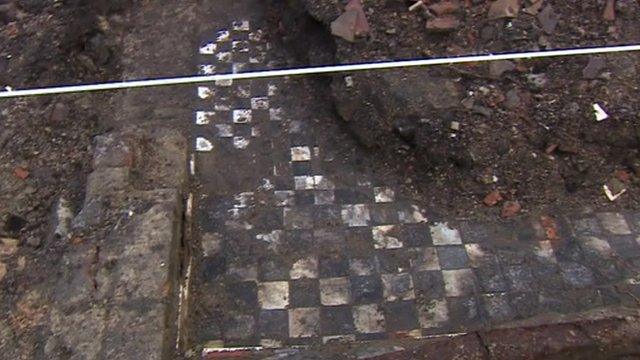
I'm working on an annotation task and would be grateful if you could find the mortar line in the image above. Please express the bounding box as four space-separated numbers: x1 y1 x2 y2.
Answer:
2 44 640 98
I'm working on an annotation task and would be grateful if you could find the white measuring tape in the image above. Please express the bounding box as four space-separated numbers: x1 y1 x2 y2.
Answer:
1 44 639 99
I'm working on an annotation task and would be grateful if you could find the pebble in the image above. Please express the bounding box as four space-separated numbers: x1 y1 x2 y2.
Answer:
0 262 6 282
504 89 521 109
526 73 549 91
501 201 522 218
49 102 69 123
488 0 520 19
450 121 460 131
489 60 516 78
483 190 503 207
582 57 607 79
537 5 560 34
426 16 460 32
0 238 18 257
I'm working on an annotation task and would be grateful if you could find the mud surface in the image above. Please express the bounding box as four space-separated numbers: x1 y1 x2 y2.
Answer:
0 1 128 358
280 0 640 220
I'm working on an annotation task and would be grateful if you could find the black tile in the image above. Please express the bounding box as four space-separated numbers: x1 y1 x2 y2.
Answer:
227 281 258 309
554 241 585 263
559 261 595 288
571 217 603 236
283 230 315 256
496 248 526 266
504 265 537 292
346 228 374 257
314 228 346 253
482 293 515 323
319 254 349 278
334 189 372 204
448 297 484 329
531 264 565 291
513 220 539 242
258 310 289 339
313 205 343 227
295 191 315 206
475 266 509 293
369 204 400 225
290 279 320 307
377 249 411 274
259 257 289 281
383 301 419 331
568 289 603 311
320 306 355 336
508 292 539 319
399 224 432 247
292 161 313 176
412 271 445 300
608 236 640 259
437 246 470 270
351 275 384 304
538 292 574 314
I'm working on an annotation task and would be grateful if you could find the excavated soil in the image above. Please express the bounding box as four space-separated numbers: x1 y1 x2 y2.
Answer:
275 0 640 220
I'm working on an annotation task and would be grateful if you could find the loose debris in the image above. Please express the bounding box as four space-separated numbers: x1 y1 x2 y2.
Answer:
501 201 522 218
331 0 370 42
488 0 520 19
603 0 616 21
593 103 609 121
483 190 503 207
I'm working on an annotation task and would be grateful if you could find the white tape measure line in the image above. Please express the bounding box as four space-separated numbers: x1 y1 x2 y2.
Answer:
1 44 639 99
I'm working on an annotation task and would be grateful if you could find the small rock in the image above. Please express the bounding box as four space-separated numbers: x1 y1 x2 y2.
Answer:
483 190 503 206
501 201 521 218
582 57 607 79
526 73 549 91
429 1 461 16
49 102 69 123
489 60 516 78
523 0 544 15
603 0 616 21
450 121 460 131
0 262 6 282
13 166 29 179
557 142 579 154
488 0 520 19
614 169 632 183
472 105 492 117
331 0 370 42
537 5 560 34
545 143 558 154
0 238 19 257
53 197 74 240
504 89 521 109
385 28 397 35
26 235 41 248
426 16 460 32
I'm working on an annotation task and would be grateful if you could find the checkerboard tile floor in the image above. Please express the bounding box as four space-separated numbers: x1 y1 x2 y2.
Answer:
192 21 640 349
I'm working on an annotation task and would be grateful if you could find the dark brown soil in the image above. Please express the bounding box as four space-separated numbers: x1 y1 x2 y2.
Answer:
0 1 127 357
279 0 640 220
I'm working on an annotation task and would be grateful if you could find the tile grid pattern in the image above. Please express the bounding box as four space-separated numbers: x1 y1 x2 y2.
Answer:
193 22 640 349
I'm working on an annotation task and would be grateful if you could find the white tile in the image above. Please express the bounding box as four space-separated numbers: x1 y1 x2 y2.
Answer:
349 259 377 276
372 225 403 249
258 282 289 309
232 63 246 74
233 136 250 149
215 79 233 87
291 146 311 162
215 124 233 138
236 84 251 98
341 204 370 227
374 187 395 203
232 20 250 31
274 190 295 207
580 236 613 258
465 243 492 268
320 277 352 306
597 213 632 235
418 299 449 328
290 256 318 279
269 107 283 121
196 111 215 125
197 86 214 99
199 42 217 54
216 29 230 42
410 247 440 271
251 97 270 110
232 40 250 53
442 269 476 297
233 109 252 123
294 176 315 190
289 308 319 338
381 273 415 302
314 191 334 205
314 176 335 190
398 205 428 224
195 137 213 152
353 304 385 334
534 240 557 263
430 223 462 245
198 64 215 75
